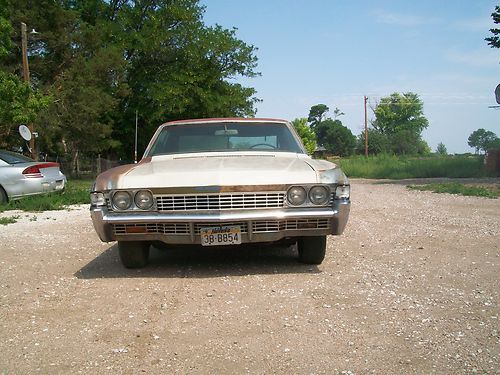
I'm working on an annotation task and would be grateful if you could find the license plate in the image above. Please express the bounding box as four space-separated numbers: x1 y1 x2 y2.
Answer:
200 226 242 246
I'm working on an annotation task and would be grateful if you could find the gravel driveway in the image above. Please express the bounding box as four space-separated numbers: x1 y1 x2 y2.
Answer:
0 179 498 374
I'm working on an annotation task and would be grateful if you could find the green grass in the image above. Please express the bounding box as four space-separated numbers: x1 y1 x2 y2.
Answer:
0 215 19 225
0 179 92 213
336 155 493 179
408 182 500 198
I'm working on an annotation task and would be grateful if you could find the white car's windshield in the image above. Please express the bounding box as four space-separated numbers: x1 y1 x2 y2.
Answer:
146 122 304 156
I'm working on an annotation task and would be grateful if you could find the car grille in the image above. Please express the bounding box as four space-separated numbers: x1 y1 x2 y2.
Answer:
112 219 330 236
155 193 285 211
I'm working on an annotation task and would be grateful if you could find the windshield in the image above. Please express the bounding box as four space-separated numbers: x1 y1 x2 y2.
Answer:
146 122 304 156
0 150 33 165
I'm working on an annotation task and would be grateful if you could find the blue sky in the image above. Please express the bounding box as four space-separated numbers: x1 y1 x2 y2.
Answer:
201 0 499 153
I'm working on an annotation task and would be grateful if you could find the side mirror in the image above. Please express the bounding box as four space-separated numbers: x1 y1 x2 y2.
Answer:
496 84 500 105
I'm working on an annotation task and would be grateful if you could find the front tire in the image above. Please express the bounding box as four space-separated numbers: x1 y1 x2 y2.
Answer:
118 241 150 268
0 187 7 204
298 236 327 264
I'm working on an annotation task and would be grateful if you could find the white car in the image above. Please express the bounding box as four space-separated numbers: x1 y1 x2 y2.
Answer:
0 150 66 204
90 118 350 268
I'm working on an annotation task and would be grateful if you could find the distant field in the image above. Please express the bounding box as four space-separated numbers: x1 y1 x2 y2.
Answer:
336 155 496 179
0 179 92 213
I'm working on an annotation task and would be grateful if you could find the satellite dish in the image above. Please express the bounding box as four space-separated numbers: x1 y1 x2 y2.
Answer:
19 125 32 141
495 84 500 105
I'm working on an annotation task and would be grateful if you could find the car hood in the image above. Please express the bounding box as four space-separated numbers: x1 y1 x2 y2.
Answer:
94 152 348 191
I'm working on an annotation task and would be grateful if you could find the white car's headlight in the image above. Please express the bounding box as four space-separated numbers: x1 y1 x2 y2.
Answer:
309 186 330 205
112 191 132 210
335 185 350 199
287 186 307 206
135 190 154 210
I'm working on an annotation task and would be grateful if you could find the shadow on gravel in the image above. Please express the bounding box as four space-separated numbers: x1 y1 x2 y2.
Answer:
75 243 320 279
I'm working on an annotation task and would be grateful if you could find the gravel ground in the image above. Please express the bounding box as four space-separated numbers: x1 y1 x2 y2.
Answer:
0 179 498 374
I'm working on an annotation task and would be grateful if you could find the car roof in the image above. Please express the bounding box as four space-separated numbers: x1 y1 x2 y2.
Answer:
162 118 289 126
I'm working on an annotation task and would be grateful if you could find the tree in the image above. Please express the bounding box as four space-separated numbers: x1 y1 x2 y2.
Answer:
291 118 316 154
436 142 447 155
468 129 499 154
356 128 389 155
486 138 500 151
372 92 429 155
314 119 356 156
307 104 329 129
2 0 260 160
0 6 51 149
485 6 500 48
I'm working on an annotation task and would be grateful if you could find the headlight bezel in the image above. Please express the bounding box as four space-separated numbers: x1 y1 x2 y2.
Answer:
134 190 154 210
286 184 332 207
112 191 133 211
308 185 330 205
108 189 157 211
287 186 308 206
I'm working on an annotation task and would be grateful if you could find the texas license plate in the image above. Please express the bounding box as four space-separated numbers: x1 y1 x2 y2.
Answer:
200 226 242 246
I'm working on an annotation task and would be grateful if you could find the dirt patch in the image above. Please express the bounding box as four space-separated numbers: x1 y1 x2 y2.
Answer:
0 180 498 374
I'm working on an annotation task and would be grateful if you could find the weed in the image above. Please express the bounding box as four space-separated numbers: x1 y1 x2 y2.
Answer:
0 215 20 225
336 155 495 179
408 182 500 198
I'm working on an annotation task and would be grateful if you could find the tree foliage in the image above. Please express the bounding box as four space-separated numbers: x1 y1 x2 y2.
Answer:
291 118 316 154
436 142 447 155
371 92 429 155
485 6 500 48
1 0 260 163
314 119 356 156
468 128 499 154
0 8 51 149
307 104 329 129
356 128 389 155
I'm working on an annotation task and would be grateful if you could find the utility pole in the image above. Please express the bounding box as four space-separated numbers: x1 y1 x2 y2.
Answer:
21 22 36 160
364 96 368 157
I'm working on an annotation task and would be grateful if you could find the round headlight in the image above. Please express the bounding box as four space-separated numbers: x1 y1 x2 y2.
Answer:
309 186 329 205
112 191 132 210
135 190 154 210
287 186 307 206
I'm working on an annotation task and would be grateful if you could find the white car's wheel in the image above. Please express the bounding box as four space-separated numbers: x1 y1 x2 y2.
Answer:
298 236 326 264
0 188 7 204
118 241 150 268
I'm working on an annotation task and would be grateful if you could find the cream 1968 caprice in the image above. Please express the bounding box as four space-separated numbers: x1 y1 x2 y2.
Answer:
90 118 350 268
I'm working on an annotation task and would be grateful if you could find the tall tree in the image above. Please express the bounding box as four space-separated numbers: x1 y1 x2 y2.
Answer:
468 128 499 154
436 142 447 155
0 3 51 149
291 118 316 154
356 128 389 155
314 119 356 156
372 92 429 155
485 6 500 48
307 104 329 129
2 0 260 162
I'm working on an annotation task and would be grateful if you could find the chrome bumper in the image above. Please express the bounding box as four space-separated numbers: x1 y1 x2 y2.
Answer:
90 199 350 244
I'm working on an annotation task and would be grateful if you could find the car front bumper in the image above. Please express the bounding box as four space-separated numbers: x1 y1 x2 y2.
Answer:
90 199 350 244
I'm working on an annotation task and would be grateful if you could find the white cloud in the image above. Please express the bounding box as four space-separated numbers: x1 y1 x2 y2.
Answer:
453 16 495 32
374 10 438 27
445 48 499 68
